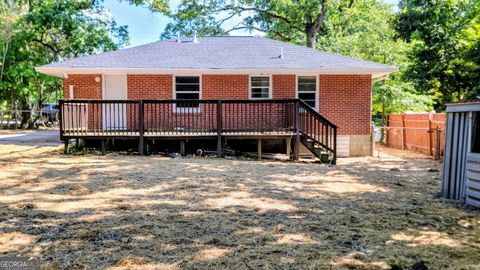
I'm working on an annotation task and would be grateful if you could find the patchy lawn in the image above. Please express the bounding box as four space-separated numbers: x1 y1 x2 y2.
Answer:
0 144 478 269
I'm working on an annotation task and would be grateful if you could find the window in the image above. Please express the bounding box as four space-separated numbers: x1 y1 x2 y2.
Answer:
175 76 200 108
472 112 480 153
69 85 75 99
250 76 270 99
297 76 317 109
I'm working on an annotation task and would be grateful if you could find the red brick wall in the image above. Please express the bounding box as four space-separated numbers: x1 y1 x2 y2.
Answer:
202 75 248 99
273 75 296 99
63 74 102 99
319 75 372 135
63 74 372 136
128 75 172 99
63 75 103 130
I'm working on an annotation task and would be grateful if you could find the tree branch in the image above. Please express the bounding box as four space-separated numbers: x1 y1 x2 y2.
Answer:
210 5 303 32
311 1 329 33
236 7 303 32
32 38 61 54
216 12 236 27
223 24 289 42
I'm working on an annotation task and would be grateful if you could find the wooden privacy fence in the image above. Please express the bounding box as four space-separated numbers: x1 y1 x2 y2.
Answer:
386 112 446 158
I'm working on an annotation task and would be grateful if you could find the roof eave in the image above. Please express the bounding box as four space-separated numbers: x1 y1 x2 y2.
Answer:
36 66 398 78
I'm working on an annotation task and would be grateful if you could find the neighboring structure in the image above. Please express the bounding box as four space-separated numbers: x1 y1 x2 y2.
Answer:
442 102 480 207
36 36 396 159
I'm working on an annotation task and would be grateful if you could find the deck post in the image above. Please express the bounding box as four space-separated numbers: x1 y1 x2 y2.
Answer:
333 126 337 165
294 101 300 161
216 100 222 157
64 138 69 154
257 139 262 160
138 100 144 155
180 140 186 156
59 100 64 141
101 140 106 155
286 137 291 159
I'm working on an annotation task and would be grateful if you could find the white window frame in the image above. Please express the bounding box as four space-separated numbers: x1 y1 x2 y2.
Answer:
173 75 202 113
249 75 272 100
69 85 75 99
296 74 319 111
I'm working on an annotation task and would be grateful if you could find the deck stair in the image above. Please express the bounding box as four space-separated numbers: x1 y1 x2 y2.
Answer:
300 135 331 163
296 100 337 164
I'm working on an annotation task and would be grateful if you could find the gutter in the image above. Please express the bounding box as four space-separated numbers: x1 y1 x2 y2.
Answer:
35 66 398 79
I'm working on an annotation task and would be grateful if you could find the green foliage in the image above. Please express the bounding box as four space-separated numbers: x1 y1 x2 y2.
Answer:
161 0 225 39
161 0 434 115
120 0 169 13
315 0 434 114
161 0 355 48
396 0 480 106
317 0 405 66
0 0 128 124
373 79 434 115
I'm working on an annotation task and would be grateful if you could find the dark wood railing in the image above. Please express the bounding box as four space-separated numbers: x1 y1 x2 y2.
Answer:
298 100 337 154
59 99 337 162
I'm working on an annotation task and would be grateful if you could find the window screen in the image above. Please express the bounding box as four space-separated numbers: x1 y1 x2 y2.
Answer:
298 76 317 108
175 76 200 108
250 77 270 99
472 112 480 153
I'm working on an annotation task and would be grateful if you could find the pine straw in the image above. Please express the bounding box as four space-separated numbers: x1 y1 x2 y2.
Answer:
0 143 479 269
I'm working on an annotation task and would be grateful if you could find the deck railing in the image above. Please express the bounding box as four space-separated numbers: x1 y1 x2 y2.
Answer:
59 99 337 162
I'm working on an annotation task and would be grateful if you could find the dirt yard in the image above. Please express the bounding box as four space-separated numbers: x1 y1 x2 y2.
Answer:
0 143 478 269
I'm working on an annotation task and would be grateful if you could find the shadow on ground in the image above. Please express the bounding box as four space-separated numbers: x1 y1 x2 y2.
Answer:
0 145 479 269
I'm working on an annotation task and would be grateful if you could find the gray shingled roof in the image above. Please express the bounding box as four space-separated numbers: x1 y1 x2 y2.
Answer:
37 36 396 76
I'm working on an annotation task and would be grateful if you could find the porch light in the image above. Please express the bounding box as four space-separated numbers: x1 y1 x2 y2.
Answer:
95 76 101 83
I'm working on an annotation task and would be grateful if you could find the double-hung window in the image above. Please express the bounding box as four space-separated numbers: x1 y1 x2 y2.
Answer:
250 76 270 99
175 76 200 109
297 76 317 109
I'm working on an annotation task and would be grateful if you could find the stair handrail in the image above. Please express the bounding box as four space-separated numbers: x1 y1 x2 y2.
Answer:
296 99 337 164
297 99 337 128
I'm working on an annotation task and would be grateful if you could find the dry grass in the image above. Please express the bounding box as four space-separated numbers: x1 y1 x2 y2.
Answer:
0 143 479 269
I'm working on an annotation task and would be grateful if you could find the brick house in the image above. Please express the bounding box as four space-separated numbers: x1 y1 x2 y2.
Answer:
36 36 396 160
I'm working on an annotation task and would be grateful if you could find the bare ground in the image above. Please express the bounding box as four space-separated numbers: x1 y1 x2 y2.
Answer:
0 143 479 269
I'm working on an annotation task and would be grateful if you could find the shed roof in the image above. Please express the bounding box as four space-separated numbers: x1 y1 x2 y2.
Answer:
446 101 480 113
36 36 397 78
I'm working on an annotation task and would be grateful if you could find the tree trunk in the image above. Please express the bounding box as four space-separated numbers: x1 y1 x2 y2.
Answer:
19 96 33 129
306 28 316 48
380 102 386 144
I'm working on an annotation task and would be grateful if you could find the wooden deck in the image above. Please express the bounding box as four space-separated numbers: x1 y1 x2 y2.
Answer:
59 99 337 163
63 131 296 138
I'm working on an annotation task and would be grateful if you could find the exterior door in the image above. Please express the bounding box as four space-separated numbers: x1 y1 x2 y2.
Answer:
103 75 127 130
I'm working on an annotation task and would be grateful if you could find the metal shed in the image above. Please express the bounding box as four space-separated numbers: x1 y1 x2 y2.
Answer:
442 102 480 207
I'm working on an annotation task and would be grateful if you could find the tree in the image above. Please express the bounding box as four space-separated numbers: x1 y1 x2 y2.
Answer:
0 0 129 126
0 0 17 87
120 0 169 13
161 0 356 48
161 0 435 119
396 0 480 107
315 0 434 125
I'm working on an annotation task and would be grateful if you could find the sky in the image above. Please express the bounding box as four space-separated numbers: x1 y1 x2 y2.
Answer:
103 0 400 48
